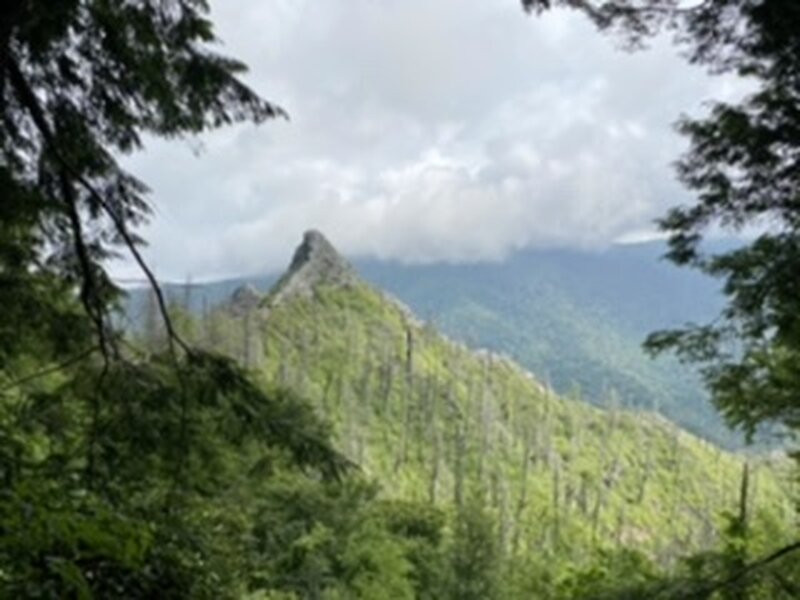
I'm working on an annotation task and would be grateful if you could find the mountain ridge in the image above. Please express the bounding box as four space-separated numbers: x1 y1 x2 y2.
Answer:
268 229 359 306
126 235 734 445
203 232 794 562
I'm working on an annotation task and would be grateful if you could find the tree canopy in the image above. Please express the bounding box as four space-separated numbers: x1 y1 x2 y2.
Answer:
2 0 799 597
0 3 347 596
0 0 285 359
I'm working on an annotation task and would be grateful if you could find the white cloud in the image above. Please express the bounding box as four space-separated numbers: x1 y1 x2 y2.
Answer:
114 0 741 281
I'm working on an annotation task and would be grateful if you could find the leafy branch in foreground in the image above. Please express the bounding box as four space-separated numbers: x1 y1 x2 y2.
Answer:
526 0 800 448
0 3 363 597
1 0 285 359
523 0 800 443
0 347 353 597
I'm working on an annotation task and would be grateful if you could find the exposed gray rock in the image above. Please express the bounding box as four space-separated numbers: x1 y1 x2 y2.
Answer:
269 230 358 305
229 284 262 316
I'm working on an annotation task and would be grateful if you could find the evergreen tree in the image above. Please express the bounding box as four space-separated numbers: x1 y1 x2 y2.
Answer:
448 498 500 600
0 0 284 354
0 3 370 597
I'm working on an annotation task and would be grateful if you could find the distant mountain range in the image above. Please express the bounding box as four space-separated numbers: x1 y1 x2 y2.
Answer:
124 237 739 446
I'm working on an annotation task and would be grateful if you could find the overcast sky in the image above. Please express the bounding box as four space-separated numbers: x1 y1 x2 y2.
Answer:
118 0 745 282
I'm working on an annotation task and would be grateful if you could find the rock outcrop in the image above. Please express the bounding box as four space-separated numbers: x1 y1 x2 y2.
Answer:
229 284 262 316
268 230 358 305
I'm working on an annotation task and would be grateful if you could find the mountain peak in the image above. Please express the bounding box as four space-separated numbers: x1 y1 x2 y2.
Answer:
288 229 345 272
270 230 358 304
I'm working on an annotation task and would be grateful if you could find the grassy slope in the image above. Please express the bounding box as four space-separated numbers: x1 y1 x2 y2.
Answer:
211 280 797 564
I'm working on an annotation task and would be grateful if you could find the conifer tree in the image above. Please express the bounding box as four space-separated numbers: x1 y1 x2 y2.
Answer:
1 0 284 354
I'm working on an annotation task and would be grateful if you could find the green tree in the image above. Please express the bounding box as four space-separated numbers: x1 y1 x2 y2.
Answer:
377 500 450 600
0 352 350 597
249 478 415 600
0 0 284 357
0 3 376 598
448 498 500 600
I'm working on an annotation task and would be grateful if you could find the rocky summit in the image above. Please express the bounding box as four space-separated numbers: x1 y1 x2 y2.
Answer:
269 230 358 305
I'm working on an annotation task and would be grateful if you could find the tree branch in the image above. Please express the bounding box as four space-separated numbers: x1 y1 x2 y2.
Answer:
685 540 800 599
6 57 112 358
6 56 188 357
0 346 99 394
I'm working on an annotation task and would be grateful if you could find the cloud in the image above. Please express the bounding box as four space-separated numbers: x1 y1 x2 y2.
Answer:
115 0 742 281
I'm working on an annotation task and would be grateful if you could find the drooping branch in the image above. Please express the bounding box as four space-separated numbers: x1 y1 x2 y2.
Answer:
697 540 800 598
521 0 713 44
70 170 190 356
6 56 188 357
0 345 99 395
7 57 112 358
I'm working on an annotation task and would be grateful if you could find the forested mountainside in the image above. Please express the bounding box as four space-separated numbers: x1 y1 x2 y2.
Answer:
357 245 731 446
6 0 799 596
127 238 734 445
138 231 797 594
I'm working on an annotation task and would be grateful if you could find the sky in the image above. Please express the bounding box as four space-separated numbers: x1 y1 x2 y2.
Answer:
118 0 746 282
